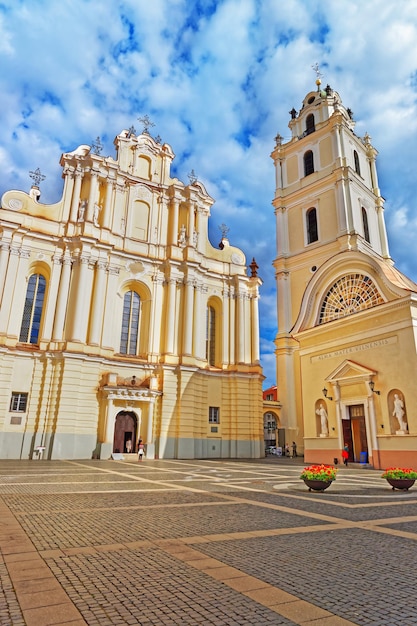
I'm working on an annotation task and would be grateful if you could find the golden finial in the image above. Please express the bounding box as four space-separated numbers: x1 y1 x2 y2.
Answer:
312 62 323 87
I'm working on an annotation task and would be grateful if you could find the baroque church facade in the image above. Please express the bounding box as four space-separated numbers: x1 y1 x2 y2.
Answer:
0 126 263 460
272 78 417 469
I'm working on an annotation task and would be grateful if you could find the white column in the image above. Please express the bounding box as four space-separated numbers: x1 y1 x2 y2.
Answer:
67 254 92 342
101 265 120 351
147 275 164 358
0 246 20 334
105 399 115 443
193 284 203 358
188 202 195 245
376 198 390 258
236 291 244 363
69 170 83 222
165 279 176 354
276 271 292 334
169 196 179 245
52 256 72 341
102 178 114 230
88 260 107 346
195 209 204 253
251 294 260 363
275 206 288 257
7 248 31 338
0 240 11 303
244 293 251 363
222 289 230 365
147 400 154 443
41 253 63 341
86 169 99 222
182 279 194 355
229 287 236 364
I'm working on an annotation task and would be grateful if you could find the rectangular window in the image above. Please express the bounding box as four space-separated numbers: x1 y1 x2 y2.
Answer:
10 393 28 412
208 406 220 424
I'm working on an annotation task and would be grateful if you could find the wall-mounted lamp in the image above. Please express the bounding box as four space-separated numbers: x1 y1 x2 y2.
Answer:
322 387 333 401
369 381 380 395
380 424 384 429
332 427 335 431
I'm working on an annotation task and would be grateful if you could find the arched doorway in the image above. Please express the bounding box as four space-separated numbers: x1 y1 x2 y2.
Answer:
113 411 138 453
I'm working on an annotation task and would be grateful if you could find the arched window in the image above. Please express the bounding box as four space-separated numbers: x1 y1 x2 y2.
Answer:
206 305 216 366
304 150 314 176
319 274 384 324
362 207 370 243
120 291 141 355
19 274 46 344
354 150 361 176
306 114 315 135
307 207 318 243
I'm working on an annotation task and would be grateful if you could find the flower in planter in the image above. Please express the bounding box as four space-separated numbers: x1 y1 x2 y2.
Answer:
381 467 417 480
300 464 338 482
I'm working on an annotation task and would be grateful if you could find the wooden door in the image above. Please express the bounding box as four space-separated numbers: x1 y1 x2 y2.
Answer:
349 405 367 462
113 412 137 453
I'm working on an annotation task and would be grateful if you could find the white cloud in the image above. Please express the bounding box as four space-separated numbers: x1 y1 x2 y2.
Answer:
1 0 417 389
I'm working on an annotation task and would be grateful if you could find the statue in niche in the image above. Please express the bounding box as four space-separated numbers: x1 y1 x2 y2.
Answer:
392 393 407 432
77 199 87 222
193 230 198 246
316 403 329 436
178 224 187 247
93 202 101 227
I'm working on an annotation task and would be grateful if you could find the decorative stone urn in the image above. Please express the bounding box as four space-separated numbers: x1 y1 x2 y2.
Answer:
303 479 333 492
386 478 415 491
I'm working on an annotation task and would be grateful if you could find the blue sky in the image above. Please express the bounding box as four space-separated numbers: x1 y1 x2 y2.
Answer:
1 0 417 388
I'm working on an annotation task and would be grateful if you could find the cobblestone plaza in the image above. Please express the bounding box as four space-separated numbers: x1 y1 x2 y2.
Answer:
1 457 416 625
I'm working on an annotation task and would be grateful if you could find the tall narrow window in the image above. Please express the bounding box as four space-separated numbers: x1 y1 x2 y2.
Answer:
307 208 318 243
206 305 216 365
120 291 140 355
306 114 315 135
19 274 46 344
209 406 220 424
304 150 314 176
354 150 361 176
362 207 370 243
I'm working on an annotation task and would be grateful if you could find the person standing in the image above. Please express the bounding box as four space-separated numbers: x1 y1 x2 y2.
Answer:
342 443 349 466
138 439 144 462
292 441 297 458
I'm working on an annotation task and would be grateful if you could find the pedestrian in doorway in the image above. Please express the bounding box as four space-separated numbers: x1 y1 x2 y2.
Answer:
342 443 349 466
285 443 290 457
292 441 297 458
138 439 144 462
126 439 132 454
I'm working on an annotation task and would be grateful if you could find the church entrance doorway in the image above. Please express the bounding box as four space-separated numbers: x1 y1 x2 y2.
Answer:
342 405 368 463
113 411 138 454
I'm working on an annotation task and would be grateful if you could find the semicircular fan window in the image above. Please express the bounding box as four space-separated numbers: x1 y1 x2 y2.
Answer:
319 274 384 324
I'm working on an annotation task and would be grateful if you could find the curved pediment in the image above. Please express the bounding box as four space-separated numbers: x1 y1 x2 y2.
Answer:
292 250 414 333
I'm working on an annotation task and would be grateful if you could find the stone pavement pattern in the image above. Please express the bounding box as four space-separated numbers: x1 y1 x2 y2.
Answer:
1 457 417 625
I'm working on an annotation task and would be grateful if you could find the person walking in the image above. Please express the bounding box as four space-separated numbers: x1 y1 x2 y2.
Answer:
138 439 145 462
292 441 297 458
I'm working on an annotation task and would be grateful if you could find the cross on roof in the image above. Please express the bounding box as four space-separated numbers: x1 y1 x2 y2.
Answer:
29 167 46 187
137 114 155 134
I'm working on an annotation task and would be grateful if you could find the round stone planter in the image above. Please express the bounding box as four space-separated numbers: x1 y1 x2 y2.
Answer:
303 479 333 492
386 478 415 491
